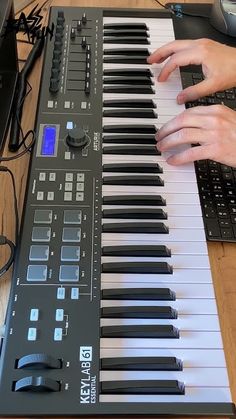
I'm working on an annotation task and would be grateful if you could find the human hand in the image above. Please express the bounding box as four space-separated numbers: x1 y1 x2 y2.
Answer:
156 105 236 167
147 38 236 104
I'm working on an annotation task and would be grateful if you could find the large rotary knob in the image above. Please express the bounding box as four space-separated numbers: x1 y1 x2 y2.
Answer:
66 128 89 148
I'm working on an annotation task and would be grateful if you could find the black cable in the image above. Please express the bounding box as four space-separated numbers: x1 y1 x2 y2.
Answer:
0 166 20 278
153 0 210 19
0 131 35 162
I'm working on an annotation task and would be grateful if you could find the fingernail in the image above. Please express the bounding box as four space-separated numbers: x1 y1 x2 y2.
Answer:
177 94 185 105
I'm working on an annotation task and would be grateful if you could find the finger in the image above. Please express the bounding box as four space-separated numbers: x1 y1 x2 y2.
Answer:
177 79 219 104
156 128 208 152
166 144 215 165
157 107 209 140
147 40 194 64
157 49 203 82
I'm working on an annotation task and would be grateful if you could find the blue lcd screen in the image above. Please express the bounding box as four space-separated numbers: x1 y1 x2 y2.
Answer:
41 125 57 156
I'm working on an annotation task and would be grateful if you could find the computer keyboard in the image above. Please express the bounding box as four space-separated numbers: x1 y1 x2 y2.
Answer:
181 70 236 242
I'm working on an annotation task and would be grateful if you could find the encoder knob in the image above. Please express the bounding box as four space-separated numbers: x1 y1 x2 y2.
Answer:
66 128 88 148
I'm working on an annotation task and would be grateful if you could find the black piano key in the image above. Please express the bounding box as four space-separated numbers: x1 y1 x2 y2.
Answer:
103 30 149 37
102 175 164 186
102 163 163 173
100 356 183 371
103 99 156 108
103 109 156 118
102 195 166 206
100 325 179 338
103 37 150 44
103 85 154 94
103 68 152 77
102 208 167 219
102 262 173 274
103 77 153 85
102 222 169 234
100 380 184 395
103 145 160 155
101 306 177 319
103 23 148 30
102 244 171 257
103 56 148 64
103 125 157 134
102 135 156 144
103 48 149 55
101 288 176 300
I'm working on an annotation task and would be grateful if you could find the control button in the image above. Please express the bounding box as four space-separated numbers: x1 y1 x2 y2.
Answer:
54 328 63 341
57 287 65 300
39 172 46 181
54 40 63 51
55 28 63 37
65 151 71 160
76 182 84 192
30 309 39 322
82 13 87 24
27 327 37 341
66 128 88 148
64 101 70 109
70 28 76 39
14 376 60 392
57 10 65 21
52 58 61 68
53 50 61 60
77 20 82 31
32 227 51 242
59 265 80 282
65 182 73 191
65 173 73 182
47 191 55 201
71 288 79 299
55 309 64 321
34 210 53 224
17 354 62 369
49 172 56 181
77 173 85 182
51 68 60 79
86 44 91 53
47 100 54 109
66 121 74 130
62 227 81 242
85 80 90 94
61 246 80 261
64 191 72 201
49 78 59 93
81 101 87 110
29 245 49 261
76 192 84 201
64 210 82 224
37 191 44 201
81 36 86 48
27 265 47 282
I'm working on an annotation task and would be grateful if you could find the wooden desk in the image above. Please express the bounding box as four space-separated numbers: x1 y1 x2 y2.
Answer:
0 0 236 418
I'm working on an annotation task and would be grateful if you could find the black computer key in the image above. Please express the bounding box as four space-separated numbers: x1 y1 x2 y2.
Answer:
100 380 184 395
100 356 183 371
102 222 169 234
102 163 163 173
100 325 179 338
101 288 176 300
102 262 173 274
101 306 177 319
102 175 164 186
102 195 166 205
101 244 171 257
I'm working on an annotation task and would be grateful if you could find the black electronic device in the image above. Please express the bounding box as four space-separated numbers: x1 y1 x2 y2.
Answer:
0 0 18 154
210 0 236 36
0 5 235 418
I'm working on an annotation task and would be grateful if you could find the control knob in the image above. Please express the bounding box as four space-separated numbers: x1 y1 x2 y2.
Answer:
66 128 89 148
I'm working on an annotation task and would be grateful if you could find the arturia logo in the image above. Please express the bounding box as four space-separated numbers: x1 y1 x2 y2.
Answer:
4 3 54 43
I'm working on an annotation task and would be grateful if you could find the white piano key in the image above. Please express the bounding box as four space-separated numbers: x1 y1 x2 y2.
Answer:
101 282 215 298
100 315 220 331
102 183 199 194
100 367 229 387
99 387 232 403
100 330 224 349
102 216 204 229
102 229 205 242
100 348 226 367
101 270 212 284
102 204 203 217
101 240 208 254
101 255 209 269
101 299 218 315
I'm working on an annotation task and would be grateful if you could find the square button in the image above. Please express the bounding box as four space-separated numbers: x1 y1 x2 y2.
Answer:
59 265 79 282
61 246 80 261
62 228 81 242
32 227 51 242
27 265 47 281
34 210 53 224
64 210 82 224
29 245 49 261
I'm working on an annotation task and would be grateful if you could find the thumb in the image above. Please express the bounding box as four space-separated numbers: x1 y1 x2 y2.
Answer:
177 79 217 104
